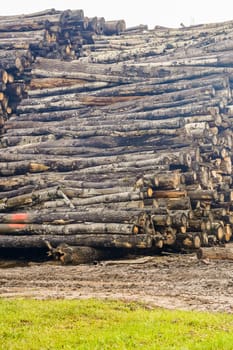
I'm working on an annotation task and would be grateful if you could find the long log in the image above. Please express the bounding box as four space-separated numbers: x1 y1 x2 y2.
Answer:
0 234 153 249
38 199 145 210
0 155 174 176
0 209 149 225
197 246 233 260
17 89 217 115
70 191 148 206
0 222 140 235
5 117 184 133
27 81 111 97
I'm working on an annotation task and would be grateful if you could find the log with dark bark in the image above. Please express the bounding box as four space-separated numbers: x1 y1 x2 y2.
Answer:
46 243 122 265
175 232 202 249
0 234 153 249
0 208 151 226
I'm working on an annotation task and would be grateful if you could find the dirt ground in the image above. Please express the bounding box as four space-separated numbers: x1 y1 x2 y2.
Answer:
1 247 233 313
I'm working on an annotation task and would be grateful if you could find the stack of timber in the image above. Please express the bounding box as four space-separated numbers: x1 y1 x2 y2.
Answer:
0 9 126 136
1 10 233 262
0 8 125 60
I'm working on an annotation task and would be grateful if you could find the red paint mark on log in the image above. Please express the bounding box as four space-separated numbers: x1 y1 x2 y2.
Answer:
8 223 26 229
10 213 28 222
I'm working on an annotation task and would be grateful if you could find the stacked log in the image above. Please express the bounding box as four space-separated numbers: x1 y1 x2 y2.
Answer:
1 10 233 261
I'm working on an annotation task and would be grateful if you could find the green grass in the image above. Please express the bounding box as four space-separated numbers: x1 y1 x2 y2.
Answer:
0 298 233 350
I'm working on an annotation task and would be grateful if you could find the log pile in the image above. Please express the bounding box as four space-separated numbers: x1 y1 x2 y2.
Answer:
1 10 233 261
0 9 126 135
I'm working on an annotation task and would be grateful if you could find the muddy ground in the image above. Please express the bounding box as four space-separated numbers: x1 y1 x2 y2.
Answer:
0 248 233 313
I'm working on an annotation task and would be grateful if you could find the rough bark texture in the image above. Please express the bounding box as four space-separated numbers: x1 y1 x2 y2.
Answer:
197 246 233 260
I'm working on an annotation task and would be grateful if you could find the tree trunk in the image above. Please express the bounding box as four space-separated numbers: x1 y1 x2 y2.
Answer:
0 222 140 235
0 209 149 225
0 234 153 249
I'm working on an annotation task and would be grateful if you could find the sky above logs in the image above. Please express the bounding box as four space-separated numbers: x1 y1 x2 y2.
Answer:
0 0 233 29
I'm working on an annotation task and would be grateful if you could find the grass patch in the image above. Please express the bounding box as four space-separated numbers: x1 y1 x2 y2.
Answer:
0 298 233 349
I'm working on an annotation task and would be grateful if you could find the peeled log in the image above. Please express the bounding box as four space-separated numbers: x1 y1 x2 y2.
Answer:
152 190 187 199
197 246 233 260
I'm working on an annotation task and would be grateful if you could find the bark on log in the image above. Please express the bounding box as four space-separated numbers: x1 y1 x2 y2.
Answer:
0 222 140 235
176 232 202 249
104 20 126 35
0 187 60 210
156 197 191 210
0 234 153 249
161 227 177 246
151 214 171 226
0 209 149 225
197 246 233 260
169 210 189 227
47 243 119 264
